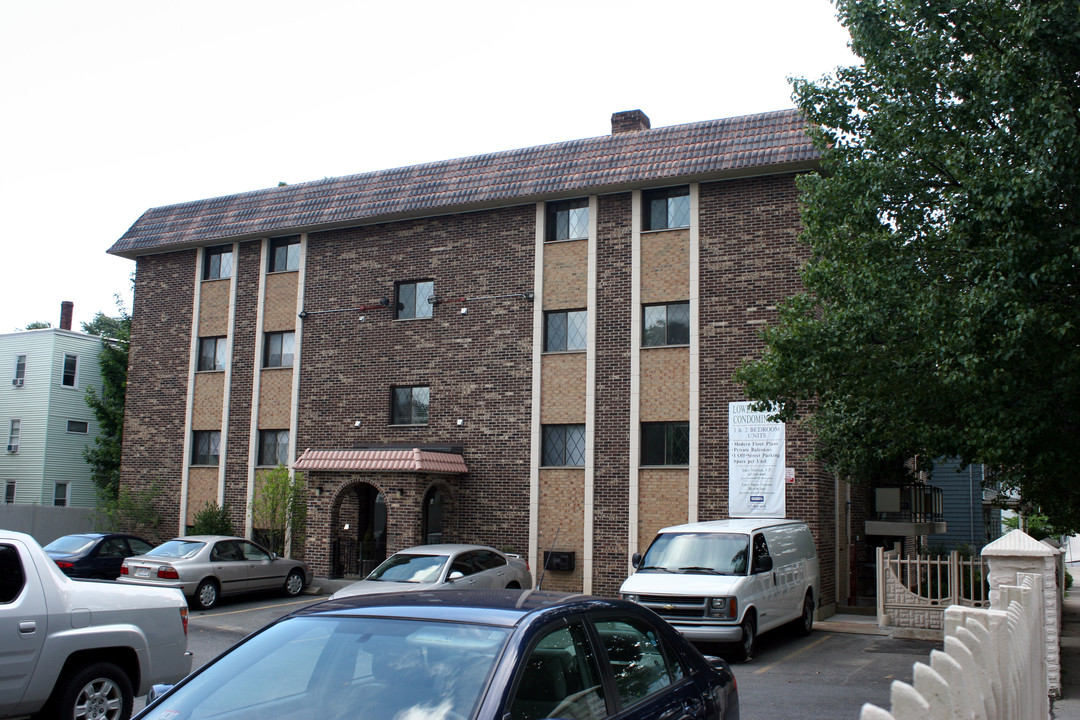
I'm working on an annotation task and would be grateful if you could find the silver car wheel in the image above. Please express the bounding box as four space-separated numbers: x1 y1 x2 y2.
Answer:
73 676 123 720
284 570 304 596
195 579 219 610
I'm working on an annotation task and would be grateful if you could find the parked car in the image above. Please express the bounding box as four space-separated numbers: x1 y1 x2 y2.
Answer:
137 589 739 720
43 532 155 580
620 518 820 661
0 529 190 720
330 543 532 599
118 535 313 610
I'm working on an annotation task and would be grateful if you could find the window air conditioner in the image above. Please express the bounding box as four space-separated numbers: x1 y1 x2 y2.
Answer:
11 378 23 387
6 444 17 453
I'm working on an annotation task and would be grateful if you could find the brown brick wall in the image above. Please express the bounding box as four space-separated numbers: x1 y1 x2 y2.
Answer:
192 373 223 430
638 468 689 550
641 228 689 303
198 279 230 337
640 347 689 421
543 238 588 309
257 368 293 428
264 271 298 331
538 468 585 592
540 354 586 424
697 174 837 608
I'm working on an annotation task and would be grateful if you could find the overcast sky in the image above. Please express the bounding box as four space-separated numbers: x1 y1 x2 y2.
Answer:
0 0 857 335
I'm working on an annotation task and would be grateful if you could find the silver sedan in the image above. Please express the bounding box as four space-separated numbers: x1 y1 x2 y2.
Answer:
331 544 532 599
119 535 313 610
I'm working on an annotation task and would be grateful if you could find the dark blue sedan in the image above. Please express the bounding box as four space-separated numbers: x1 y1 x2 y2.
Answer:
136 589 739 720
43 532 154 579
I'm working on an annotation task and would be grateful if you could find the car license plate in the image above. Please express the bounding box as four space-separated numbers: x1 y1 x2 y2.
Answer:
135 567 150 577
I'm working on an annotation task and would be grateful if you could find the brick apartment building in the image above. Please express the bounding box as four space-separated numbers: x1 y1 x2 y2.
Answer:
109 108 869 613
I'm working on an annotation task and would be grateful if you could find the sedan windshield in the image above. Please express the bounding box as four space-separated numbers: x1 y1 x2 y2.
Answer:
44 536 96 554
146 540 205 559
639 533 749 575
368 553 447 583
139 615 511 720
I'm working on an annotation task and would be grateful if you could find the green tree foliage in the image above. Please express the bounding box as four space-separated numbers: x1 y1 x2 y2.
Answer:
190 501 236 536
736 1 1080 530
23 321 50 330
83 297 131 499
251 466 307 557
92 483 164 540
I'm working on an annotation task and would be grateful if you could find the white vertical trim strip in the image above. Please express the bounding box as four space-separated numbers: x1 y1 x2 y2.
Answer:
689 183 701 522
245 240 269 539
628 191 642 568
528 204 544 587
179 251 203 535
218 242 239 507
287 234 308 557
583 194 598 595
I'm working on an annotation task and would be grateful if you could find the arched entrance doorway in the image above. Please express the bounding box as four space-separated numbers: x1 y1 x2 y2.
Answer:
330 481 387 578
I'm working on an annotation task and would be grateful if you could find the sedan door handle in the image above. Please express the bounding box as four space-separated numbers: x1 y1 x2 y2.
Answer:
19 621 36 634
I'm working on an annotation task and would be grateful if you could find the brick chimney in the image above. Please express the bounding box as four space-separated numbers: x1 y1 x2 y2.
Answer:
611 110 651 134
60 301 73 331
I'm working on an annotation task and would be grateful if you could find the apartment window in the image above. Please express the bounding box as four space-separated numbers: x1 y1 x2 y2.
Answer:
203 245 234 280
395 281 434 319
62 354 78 387
643 186 690 231
13 354 26 384
67 420 89 434
391 386 430 425
641 422 690 466
258 430 290 467
643 302 690 347
546 198 589 242
4 481 14 504
7 419 20 453
197 337 227 371
269 236 300 272
542 424 586 466
192 431 221 466
544 310 587 352
53 483 68 507
264 332 295 368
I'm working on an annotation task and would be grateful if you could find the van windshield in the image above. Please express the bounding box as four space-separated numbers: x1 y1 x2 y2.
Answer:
638 533 749 576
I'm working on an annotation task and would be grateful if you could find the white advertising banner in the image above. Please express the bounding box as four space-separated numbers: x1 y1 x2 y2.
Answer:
728 401 786 518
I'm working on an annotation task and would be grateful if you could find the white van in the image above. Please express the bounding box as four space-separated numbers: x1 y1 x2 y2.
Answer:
619 518 819 660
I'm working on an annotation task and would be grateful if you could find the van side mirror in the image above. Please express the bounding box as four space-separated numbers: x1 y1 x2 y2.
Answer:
631 553 642 569
753 556 774 573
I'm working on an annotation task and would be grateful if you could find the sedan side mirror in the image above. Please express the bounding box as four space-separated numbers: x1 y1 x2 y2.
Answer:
448 571 464 581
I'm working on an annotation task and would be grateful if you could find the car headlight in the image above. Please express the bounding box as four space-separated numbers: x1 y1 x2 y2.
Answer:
707 597 737 619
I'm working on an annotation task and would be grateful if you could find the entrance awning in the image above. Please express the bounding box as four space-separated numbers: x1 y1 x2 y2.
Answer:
293 448 467 474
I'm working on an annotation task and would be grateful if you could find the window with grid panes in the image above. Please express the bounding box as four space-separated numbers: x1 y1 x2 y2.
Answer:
269 237 300 272
542 424 586 466
546 198 588 241
544 310 587 352
643 302 689 346
641 422 689 466
643 186 690 230
391 386 430 425
203 245 234 280
395 281 434 319
198 337 227 371
264 332 295 368
258 430 290 466
192 431 221 466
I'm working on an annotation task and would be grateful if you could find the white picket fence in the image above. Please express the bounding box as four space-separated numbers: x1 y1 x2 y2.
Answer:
860 530 1059 720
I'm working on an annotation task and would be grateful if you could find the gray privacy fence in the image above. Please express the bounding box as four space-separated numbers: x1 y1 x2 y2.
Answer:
0 505 96 545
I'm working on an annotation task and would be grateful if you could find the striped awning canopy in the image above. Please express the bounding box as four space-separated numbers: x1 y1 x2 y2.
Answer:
293 448 467 474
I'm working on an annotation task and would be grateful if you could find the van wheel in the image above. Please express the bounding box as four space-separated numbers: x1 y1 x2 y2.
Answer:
796 592 814 636
734 614 756 662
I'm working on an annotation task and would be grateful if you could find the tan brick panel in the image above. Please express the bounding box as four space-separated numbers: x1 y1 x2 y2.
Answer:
187 468 219 525
538 468 585 592
543 239 587 310
192 373 224 430
264 272 299 332
640 347 689 421
641 229 689 304
638 468 689 550
258 368 294 428
540 354 586 424
199 279 231 336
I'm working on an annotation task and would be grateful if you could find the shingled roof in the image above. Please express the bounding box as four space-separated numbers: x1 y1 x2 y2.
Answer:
108 108 819 259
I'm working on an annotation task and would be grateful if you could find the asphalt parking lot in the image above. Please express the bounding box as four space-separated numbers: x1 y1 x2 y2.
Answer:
139 590 938 720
